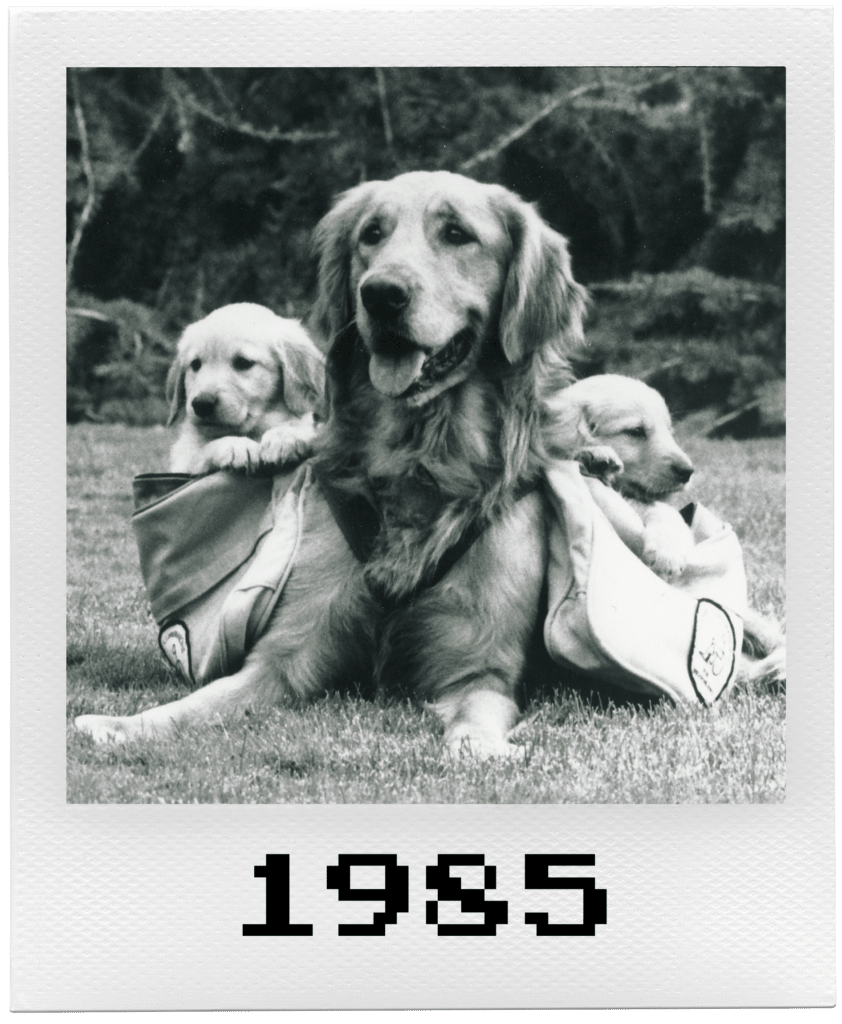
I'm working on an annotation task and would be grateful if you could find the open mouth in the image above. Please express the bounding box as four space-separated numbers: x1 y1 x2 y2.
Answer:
367 328 474 399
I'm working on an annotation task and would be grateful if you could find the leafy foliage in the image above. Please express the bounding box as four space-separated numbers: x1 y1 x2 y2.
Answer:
581 270 785 434
67 292 172 424
66 67 785 431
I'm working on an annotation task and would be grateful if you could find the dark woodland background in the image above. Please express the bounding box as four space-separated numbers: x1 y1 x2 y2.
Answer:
66 66 785 436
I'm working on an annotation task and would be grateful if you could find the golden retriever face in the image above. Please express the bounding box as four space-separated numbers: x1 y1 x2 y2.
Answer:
544 374 694 500
167 303 324 440
312 171 587 408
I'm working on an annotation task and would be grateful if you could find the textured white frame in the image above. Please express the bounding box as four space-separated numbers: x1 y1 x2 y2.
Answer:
10 7 834 1009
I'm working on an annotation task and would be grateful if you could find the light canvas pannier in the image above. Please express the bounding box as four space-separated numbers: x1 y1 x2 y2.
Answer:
132 461 747 706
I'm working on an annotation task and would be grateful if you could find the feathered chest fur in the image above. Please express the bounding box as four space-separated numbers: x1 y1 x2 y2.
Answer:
314 346 539 599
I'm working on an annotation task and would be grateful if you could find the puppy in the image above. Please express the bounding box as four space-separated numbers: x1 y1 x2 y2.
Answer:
543 373 785 688
543 373 696 579
167 303 325 475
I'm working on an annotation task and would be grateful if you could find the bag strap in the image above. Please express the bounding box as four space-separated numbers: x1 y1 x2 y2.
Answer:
318 480 381 564
316 468 538 607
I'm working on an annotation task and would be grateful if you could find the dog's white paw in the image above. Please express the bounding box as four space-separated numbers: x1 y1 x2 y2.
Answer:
641 529 692 580
446 730 525 761
258 427 313 469
197 436 261 474
75 714 133 745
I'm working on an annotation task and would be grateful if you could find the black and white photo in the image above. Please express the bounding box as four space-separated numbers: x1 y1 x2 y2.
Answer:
10 6 834 1011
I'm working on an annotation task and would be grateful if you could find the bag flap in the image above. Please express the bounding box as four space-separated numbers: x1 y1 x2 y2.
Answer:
544 462 745 706
132 468 298 620
214 464 313 676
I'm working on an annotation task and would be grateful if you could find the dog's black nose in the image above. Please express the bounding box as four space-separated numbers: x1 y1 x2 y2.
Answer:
360 278 409 321
191 396 217 420
672 462 694 484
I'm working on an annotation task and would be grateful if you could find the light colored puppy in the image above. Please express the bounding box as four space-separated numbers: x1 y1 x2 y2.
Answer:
543 373 696 579
543 373 785 688
167 303 325 475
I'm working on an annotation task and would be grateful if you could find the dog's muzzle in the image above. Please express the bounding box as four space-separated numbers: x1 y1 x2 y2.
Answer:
360 275 474 399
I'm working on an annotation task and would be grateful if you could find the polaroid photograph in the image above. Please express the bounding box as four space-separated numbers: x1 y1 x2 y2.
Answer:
10 5 834 1011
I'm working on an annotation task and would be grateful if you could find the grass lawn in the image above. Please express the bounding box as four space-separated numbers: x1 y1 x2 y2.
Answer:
66 423 785 803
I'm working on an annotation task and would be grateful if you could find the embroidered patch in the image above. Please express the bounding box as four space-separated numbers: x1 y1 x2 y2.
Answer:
159 621 194 684
688 599 737 705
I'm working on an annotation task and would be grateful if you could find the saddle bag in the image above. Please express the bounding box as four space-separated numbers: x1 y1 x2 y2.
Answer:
543 462 747 706
131 460 747 708
131 464 313 686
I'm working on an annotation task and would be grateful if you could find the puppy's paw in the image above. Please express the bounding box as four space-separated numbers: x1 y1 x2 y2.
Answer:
575 445 624 482
258 425 314 469
75 714 133 745
641 528 692 580
196 436 261 474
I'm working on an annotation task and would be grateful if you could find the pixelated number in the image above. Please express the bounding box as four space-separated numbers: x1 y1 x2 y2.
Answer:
326 855 409 936
243 854 313 936
426 854 508 935
524 854 607 936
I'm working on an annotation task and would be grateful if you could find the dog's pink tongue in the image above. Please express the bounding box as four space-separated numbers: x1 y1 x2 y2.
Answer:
368 350 426 397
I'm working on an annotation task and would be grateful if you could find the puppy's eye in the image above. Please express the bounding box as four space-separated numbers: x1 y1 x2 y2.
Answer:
189 358 201 372
443 222 474 246
624 426 647 439
232 356 256 372
360 222 383 245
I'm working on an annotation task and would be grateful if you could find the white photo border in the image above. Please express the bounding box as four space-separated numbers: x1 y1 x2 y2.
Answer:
10 6 834 1010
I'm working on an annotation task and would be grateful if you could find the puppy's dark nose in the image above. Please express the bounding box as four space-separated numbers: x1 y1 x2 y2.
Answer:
360 278 409 321
672 462 694 485
191 396 217 420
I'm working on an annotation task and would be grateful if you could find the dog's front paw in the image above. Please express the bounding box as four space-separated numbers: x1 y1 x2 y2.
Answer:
641 529 691 580
575 445 624 483
75 714 134 745
445 728 525 761
196 436 261 474
258 426 313 469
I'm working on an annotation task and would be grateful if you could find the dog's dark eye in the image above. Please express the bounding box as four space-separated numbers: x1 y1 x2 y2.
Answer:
443 223 474 246
232 356 256 372
360 222 383 245
624 426 647 439
189 358 201 372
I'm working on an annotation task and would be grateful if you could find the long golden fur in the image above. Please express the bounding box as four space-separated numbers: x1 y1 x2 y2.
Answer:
167 303 324 475
76 171 587 758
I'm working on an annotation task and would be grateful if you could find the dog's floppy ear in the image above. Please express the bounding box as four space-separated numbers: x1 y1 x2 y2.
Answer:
542 391 596 459
165 351 187 426
276 322 327 419
309 182 378 347
495 191 588 368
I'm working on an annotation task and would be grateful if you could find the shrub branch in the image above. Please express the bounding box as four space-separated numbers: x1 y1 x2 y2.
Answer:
67 69 96 291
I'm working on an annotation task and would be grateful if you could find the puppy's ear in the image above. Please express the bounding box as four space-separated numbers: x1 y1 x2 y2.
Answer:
277 323 327 419
542 393 596 458
309 182 377 348
495 191 588 371
165 354 186 426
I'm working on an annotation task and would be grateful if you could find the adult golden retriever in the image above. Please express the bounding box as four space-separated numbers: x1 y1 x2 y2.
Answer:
76 171 587 758
167 303 324 475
